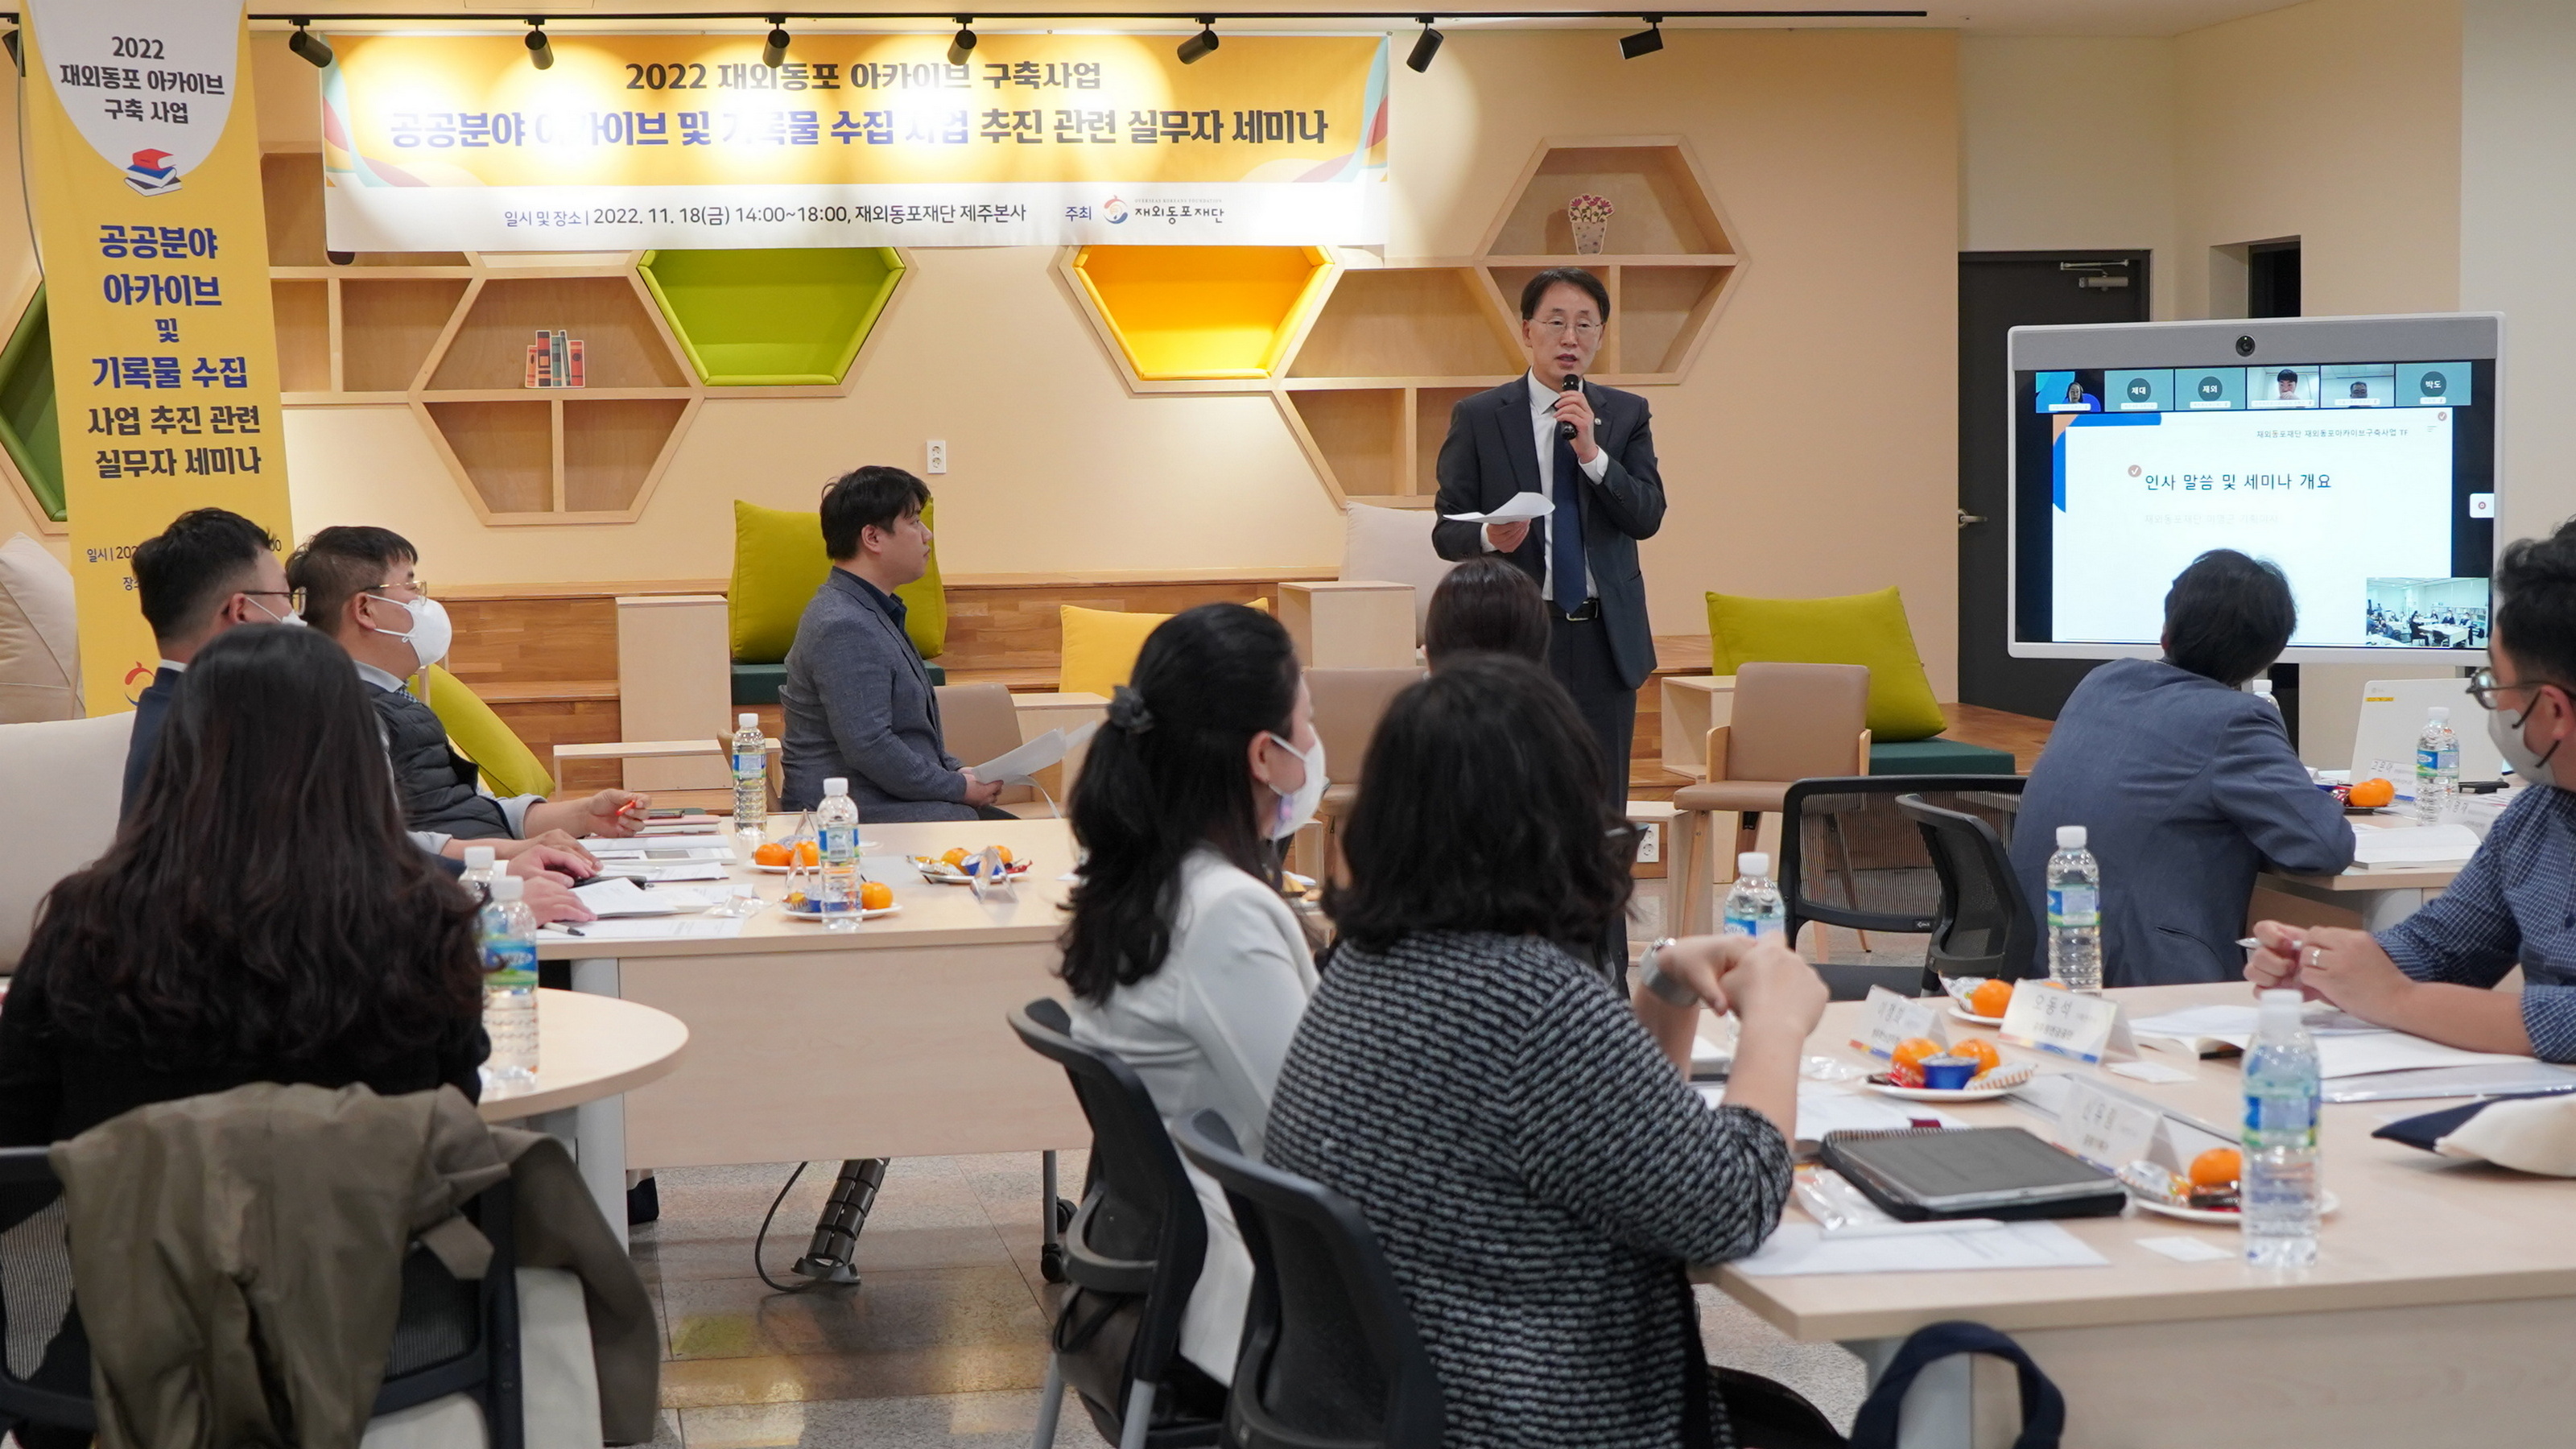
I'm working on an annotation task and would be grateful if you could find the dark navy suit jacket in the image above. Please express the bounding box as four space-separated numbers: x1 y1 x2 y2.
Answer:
118 666 182 821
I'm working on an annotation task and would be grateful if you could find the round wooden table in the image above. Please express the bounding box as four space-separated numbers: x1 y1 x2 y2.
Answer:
477 989 689 1239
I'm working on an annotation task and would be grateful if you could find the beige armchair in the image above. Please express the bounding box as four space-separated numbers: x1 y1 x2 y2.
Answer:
0 712 134 969
935 683 1058 819
1668 662 1871 935
1302 666 1423 880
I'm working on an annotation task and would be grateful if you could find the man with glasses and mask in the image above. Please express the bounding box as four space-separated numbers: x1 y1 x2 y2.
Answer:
122 509 301 818
289 526 646 848
1430 266 1666 795
2250 522 2576 1062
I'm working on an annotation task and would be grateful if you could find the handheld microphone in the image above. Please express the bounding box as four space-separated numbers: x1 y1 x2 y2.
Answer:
1558 374 1581 442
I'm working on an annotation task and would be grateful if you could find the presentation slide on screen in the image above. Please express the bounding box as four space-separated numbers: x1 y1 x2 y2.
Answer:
2049 408 2479 648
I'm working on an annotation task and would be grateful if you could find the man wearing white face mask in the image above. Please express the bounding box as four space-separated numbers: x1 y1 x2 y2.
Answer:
290 526 646 849
2251 520 2576 1063
122 509 300 819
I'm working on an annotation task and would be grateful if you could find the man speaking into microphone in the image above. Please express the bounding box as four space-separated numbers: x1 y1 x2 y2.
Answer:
1431 266 1666 796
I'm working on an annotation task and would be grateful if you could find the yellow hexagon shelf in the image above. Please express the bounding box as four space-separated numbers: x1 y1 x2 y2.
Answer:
638 247 906 387
1067 246 1336 388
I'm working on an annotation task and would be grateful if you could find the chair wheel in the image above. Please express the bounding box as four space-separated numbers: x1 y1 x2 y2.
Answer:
1054 1196 1076 1232
1040 1244 1067 1283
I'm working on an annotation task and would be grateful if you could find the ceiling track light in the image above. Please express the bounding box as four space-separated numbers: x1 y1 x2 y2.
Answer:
1175 15 1218 64
1618 14 1664 58
1404 15 1441 72
524 18 554 70
762 15 791 67
287 18 333 68
947 16 977 66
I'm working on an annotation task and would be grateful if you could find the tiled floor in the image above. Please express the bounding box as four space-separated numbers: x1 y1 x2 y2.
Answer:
637 1154 1866 1447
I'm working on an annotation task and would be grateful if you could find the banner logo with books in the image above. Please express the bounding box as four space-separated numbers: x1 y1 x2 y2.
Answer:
320 32 1389 249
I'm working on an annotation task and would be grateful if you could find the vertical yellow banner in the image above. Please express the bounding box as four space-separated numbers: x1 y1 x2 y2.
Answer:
23 1 291 713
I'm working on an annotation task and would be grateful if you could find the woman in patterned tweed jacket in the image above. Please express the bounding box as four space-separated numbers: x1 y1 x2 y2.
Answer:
1267 655 1827 1449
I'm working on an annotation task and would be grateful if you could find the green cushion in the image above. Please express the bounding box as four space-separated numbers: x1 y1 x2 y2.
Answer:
423 665 555 799
1869 738 2016 776
733 659 942 705
1705 586 1947 742
729 497 945 663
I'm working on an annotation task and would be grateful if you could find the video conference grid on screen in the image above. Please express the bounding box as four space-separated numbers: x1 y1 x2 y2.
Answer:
2017 359 2493 654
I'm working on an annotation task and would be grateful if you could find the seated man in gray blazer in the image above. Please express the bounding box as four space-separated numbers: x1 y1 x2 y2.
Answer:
2010 550 2353 985
780 466 1007 821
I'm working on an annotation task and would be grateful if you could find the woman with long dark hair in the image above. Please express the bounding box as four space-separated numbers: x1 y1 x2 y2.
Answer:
0 624 488 1147
1059 602 1322 1387
1266 654 1826 1448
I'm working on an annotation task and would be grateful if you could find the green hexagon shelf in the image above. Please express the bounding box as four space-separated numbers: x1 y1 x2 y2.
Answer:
0 285 62 525
638 247 906 387
1070 246 1335 385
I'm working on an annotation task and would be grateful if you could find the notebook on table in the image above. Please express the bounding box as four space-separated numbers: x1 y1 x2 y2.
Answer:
1819 1127 2128 1222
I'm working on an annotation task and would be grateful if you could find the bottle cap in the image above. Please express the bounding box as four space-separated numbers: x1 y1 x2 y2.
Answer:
739 712 758 729
2258 987 2301 1025
490 875 525 902
1737 852 1769 878
2429 706 2450 722
463 846 496 869
2251 679 2273 696
2057 825 2087 848
824 777 848 796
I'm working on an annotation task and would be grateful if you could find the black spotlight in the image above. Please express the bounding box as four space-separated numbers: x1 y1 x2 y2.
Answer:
288 20 334 68
1405 17 1443 72
525 19 554 70
947 18 977 66
2 29 21 76
1619 15 1664 59
762 17 790 68
1176 17 1219 64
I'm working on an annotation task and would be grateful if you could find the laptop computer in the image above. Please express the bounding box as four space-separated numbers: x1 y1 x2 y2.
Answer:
2348 676 2504 795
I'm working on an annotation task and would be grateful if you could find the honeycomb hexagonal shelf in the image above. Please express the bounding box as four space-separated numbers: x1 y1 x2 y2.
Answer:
0 284 63 527
638 247 906 387
1067 246 1336 387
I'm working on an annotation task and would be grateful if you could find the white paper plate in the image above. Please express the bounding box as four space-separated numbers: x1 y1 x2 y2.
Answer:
1946 1005 2008 1026
911 857 1034 885
1864 1080 2025 1103
2129 1190 2340 1225
779 902 902 922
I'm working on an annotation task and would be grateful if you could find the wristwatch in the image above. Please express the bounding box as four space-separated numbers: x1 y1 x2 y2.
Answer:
1637 936 1699 1006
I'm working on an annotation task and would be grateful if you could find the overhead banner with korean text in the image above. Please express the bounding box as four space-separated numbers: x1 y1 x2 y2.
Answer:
23 0 291 714
321 33 1389 250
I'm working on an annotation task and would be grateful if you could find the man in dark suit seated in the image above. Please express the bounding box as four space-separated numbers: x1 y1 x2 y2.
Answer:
122 509 297 819
780 465 1009 821
2011 550 2352 985
1429 266 1666 795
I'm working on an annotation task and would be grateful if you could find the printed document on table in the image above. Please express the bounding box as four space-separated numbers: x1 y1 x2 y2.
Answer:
2349 821 2482 865
569 877 677 917
1442 491 1552 525
539 917 746 942
1732 1220 2107 1277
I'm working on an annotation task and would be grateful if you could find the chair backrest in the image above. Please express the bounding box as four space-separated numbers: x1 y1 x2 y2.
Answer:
1726 662 1869 782
1170 1110 1443 1449
0 1146 523 1447
1779 776 2025 999
1007 1000 1206 1396
0 712 131 972
933 683 1035 804
1897 793 2044 982
1305 667 1422 776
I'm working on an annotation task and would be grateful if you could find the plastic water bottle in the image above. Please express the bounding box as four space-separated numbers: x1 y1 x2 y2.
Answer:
731 712 769 843
458 844 499 904
815 775 862 933
1721 852 1787 938
2241 988 2322 1269
2250 678 2278 712
2045 825 2102 993
2415 706 2459 823
480 875 540 1087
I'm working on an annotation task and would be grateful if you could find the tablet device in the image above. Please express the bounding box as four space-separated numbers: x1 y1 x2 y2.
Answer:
1820 1127 2128 1222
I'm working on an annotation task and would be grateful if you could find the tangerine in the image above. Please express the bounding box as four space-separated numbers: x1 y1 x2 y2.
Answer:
993 845 1014 865
1951 1038 2003 1079
2189 1147 2243 1189
1889 1036 1944 1088
793 840 819 866
753 842 791 866
942 847 971 867
1967 977 2014 1019
859 880 894 911
2349 777 2396 808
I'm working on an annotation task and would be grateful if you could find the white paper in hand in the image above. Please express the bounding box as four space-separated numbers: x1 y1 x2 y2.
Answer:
1443 491 1552 525
971 729 1069 785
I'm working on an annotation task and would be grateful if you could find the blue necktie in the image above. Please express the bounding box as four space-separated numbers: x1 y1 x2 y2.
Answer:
1550 422 1587 607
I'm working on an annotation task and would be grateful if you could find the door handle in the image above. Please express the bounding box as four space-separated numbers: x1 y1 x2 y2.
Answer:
1957 510 1988 526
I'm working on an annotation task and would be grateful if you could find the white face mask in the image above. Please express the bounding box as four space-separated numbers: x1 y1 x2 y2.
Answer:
367 592 452 671
2489 694 2563 785
1263 732 1328 841
246 596 305 629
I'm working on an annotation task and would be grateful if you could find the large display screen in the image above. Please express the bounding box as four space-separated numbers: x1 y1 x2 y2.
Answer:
2009 319 2498 664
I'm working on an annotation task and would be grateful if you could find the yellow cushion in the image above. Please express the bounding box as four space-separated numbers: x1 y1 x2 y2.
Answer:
1059 600 1266 696
728 498 947 663
1704 586 1947 742
422 665 556 799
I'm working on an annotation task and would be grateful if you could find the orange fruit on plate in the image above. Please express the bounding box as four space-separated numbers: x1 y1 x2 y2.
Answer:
1889 1036 1944 1088
859 880 894 910
753 841 791 866
2349 777 2396 808
1967 977 2014 1019
793 840 819 866
2189 1147 2242 1189
942 847 970 867
993 845 1014 865
1951 1038 2002 1079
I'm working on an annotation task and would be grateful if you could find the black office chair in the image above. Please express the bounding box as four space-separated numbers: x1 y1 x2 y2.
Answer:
0 1147 524 1449
1896 794 2044 983
1168 1110 1443 1449
1009 1000 1223 1449
1777 776 2026 998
